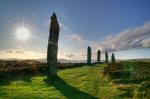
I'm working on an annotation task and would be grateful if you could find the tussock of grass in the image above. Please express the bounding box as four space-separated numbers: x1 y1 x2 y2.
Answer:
103 61 150 99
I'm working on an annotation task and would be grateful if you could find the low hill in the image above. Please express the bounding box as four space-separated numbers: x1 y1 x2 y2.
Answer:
117 58 150 62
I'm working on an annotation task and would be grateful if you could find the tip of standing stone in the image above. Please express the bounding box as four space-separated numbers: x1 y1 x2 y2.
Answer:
52 12 56 18
51 12 57 21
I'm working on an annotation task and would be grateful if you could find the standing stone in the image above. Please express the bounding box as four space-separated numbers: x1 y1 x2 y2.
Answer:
105 51 108 64
87 46 91 65
97 50 101 64
111 53 116 63
47 12 60 77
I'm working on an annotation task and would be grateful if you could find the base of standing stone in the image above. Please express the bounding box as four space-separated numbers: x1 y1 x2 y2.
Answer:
47 62 58 77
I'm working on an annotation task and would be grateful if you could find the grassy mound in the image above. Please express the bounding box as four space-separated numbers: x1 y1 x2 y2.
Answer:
0 63 149 99
0 65 103 99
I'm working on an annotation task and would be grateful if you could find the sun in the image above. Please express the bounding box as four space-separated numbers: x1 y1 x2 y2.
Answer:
16 27 30 40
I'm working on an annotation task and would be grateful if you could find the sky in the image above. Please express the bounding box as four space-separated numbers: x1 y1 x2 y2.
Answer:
0 0 150 60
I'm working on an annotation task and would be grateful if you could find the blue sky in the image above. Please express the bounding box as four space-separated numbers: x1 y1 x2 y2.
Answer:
0 0 150 60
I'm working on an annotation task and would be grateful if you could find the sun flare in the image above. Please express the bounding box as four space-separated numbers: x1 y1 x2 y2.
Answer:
16 27 30 40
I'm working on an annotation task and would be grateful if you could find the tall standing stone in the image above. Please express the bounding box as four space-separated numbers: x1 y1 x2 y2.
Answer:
47 12 60 77
105 51 108 64
97 50 101 64
111 53 116 63
87 46 91 65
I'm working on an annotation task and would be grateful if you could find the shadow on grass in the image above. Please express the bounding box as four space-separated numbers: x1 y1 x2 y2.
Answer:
0 72 45 86
0 89 7 96
44 75 98 99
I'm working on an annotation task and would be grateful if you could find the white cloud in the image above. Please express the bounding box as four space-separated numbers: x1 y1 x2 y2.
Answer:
65 54 75 57
0 49 46 59
68 34 86 44
94 22 150 52
142 37 150 47
58 51 75 58
59 22 68 30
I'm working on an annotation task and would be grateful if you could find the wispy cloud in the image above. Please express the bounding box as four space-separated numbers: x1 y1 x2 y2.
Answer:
65 54 75 57
142 37 150 47
15 50 24 53
68 34 85 44
59 22 68 30
0 49 46 59
5 50 13 53
58 51 75 58
94 22 150 52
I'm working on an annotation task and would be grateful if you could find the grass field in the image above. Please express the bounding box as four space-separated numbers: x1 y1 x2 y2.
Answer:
0 64 149 99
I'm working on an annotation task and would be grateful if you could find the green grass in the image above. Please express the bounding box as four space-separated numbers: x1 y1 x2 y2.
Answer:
0 64 135 99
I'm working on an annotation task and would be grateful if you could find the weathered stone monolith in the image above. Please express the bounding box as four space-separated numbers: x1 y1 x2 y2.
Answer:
87 46 91 65
97 50 101 64
47 12 60 77
111 53 116 63
105 51 108 64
